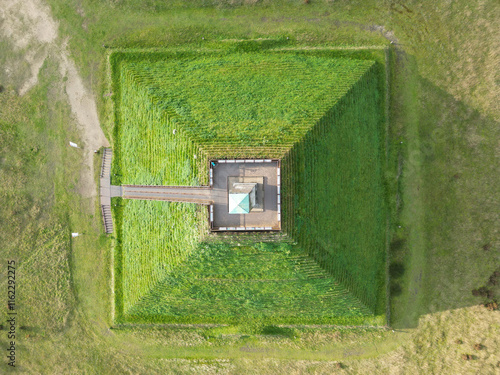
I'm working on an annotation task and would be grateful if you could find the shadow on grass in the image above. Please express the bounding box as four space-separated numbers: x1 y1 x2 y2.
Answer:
389 49 500 328
261 325 299 339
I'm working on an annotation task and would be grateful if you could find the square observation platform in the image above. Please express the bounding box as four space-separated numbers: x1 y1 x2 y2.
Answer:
209 159 281 232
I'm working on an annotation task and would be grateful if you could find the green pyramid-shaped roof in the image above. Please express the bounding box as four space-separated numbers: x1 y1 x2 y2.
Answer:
112 48 387 325
228 193 250 214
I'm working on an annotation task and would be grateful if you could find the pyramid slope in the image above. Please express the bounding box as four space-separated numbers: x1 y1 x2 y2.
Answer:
281 62 386 312
116 65 207 186
125 242 372 324
119 200 206 313
121 53 375 158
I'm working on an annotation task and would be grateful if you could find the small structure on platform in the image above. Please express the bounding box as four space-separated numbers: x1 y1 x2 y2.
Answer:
210 159 280 231
227 175 266 215
228 182 257 214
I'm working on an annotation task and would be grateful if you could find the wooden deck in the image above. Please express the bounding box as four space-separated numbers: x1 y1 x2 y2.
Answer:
113 160 280 232
210 160 280 231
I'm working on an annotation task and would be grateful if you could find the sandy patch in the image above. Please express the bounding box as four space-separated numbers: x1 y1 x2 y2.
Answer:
18 47 48 95
0 0 58 49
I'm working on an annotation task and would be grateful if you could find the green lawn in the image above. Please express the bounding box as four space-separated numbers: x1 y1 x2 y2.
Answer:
0 61 79 334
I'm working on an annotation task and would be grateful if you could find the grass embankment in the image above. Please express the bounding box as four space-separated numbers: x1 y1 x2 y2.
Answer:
111 47 385 325
111 55 207 186
114 199 206 320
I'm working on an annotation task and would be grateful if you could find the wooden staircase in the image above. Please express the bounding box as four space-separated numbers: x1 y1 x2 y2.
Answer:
100 148 113 234
100 148 112 178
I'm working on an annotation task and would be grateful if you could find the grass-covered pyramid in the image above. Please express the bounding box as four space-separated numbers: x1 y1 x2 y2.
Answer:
111 47 387 325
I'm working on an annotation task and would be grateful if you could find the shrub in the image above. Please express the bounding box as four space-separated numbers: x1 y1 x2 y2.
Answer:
473 343 483 350
483 301 498 311
390 238 406 253
472 286 491 298
261 325 299 339
389 262 405 278
390 283 403 297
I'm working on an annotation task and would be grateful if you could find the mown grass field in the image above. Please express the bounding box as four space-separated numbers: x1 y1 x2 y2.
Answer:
111 47 386 326
2 0 498 373
0 69 77 333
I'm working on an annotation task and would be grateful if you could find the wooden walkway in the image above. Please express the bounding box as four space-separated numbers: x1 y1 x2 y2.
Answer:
117 185 221 205
102 158 280 232
99 148 113 234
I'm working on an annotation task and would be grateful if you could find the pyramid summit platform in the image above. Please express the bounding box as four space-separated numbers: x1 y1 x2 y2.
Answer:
211 159 280 231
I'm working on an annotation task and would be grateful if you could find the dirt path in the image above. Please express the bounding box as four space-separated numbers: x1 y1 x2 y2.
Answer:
0 0 110 199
